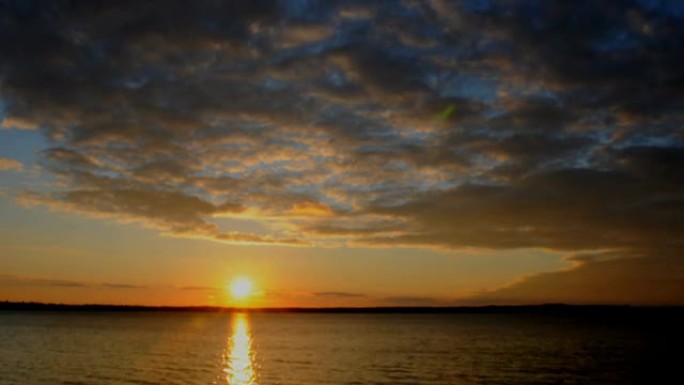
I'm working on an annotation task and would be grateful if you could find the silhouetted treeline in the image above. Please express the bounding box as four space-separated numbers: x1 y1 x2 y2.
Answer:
2 301 683 316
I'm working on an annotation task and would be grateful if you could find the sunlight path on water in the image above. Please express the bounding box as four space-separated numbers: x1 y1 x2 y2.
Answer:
224 313 257 385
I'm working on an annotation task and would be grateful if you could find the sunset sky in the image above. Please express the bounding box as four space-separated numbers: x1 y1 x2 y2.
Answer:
1 0 683 307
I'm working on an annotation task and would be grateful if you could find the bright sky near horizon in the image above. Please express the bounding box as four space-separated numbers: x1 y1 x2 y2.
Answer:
1 0 683 307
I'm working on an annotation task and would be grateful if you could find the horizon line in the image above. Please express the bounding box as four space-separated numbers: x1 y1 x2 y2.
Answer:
2 301 683 313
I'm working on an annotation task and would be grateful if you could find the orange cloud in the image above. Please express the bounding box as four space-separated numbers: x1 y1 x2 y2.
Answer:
287 202 335 217
0 157 23 172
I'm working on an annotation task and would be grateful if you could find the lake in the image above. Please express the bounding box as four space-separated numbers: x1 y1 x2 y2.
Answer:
0 309 681 384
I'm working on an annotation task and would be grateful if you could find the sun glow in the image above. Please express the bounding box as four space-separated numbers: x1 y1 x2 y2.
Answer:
229 277 254 301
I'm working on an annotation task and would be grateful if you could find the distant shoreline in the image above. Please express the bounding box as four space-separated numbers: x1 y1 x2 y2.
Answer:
1 301 682 314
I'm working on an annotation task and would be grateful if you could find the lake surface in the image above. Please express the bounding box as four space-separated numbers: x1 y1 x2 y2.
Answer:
0 310 681 385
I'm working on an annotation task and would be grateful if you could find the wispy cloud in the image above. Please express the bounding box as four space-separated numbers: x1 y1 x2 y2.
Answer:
314 291 367 298
378 296 456 307
178 286 220 291
0 274 227 292
0 274 148 290
0 157 23 172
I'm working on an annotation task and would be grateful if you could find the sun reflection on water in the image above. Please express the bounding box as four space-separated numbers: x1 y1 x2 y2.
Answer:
224 313 257 385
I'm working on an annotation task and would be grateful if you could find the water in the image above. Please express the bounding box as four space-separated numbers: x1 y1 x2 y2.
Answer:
0 310 681 385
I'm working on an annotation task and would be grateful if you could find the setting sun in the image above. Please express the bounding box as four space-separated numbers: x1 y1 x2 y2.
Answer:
229 277 254 301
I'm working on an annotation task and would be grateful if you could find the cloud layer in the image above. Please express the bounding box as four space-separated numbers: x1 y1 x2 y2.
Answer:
1 1 683 302
0 157 23 171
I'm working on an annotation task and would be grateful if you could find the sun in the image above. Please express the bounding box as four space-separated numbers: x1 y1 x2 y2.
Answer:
229 277 254 301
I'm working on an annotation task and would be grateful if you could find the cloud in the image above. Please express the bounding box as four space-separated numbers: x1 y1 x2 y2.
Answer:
0 274 148 290
314 291 367 298
0 157 23 172
18 188 306 246
179 286 219 291
0 116 40 130
358 164 684 251
0 275 228 293
462 248 684 305
101 283 147 290
377 296 455 307
0 0 681 285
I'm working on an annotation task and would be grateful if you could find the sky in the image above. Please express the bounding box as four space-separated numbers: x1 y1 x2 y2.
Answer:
1 0 683 307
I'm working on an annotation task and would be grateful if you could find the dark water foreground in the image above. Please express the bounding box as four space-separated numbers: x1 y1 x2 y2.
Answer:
1 307 682 385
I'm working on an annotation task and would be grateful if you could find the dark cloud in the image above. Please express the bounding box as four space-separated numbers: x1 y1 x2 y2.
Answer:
361 160 684 251
101 283 147 290
0 274 87 288
179 286 218 291
0 0 683 302
378 296 454 307
0 275 227 293
464 249 684 305
0 275 149 290
314 291 366 298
